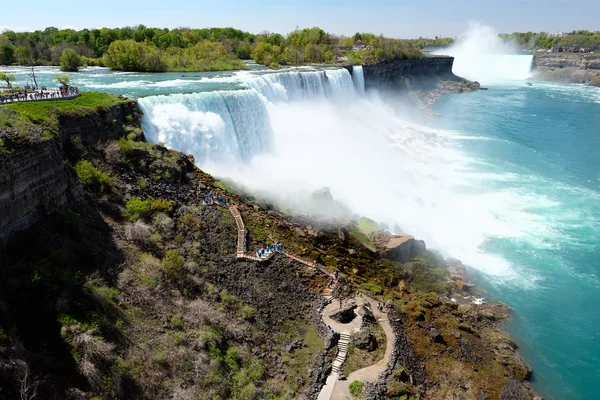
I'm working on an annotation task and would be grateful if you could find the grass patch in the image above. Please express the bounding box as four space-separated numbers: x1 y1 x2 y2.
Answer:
274 320 322 397
357 217 379 235
3 92 126 124
343 324 387 376
348 227 375 250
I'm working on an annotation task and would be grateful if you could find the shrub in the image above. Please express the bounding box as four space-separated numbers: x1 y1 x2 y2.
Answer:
170 314 183 329
225 347 240 371
125 221 152 245
125 197 152 221
349 380 364 397
151 198 175 213
153 213 174 236
240 305 256 321
182 214 201 228
136 177 148 189
75 160 112 193
162 249 184 276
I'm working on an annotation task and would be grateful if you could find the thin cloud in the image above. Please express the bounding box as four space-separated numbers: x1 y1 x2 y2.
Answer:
0 25 32 32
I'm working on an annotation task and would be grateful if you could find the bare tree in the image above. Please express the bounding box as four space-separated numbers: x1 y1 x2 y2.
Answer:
29 66 38 90
14 360 39 400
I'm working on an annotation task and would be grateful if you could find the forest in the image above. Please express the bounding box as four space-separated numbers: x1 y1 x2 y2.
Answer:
0 26 450 72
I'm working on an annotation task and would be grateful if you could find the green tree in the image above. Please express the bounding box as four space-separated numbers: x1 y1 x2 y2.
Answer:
0 43 15 65
14 46 32 65
55 74 70 88
59 48 82 71
0 72 16 88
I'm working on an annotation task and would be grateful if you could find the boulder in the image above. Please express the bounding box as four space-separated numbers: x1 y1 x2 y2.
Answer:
357 305 376 322
429 327 444 344
288 339 304 353
324 331 337 350
354 328 378 351
329 303 357 323
371 232 426 263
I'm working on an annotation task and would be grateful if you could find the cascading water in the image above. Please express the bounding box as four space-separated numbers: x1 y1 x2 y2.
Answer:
138 64 544 285
139 90 273 165
352 66 366 94
441 23 533 83
139 68 359 165
243 68 357 102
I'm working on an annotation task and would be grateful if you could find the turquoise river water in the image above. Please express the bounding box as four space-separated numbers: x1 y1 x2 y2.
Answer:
1 61 599 399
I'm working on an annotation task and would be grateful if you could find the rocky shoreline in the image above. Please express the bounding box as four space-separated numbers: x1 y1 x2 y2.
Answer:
532 52 600 87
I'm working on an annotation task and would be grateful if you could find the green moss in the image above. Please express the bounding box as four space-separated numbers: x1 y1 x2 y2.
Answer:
357 217 379 235
348 227 375 250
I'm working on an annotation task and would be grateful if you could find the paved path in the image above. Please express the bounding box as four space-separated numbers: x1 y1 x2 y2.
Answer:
330 295 396 399
222 201 396 400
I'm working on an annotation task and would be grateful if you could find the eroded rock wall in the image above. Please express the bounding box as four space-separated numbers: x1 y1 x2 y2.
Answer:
0 101 139 243
532 53 600 86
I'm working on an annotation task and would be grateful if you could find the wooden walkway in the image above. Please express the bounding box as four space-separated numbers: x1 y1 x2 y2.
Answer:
227 204 324 267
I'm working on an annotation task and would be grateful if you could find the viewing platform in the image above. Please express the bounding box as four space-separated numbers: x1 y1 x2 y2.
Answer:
0 87 80 104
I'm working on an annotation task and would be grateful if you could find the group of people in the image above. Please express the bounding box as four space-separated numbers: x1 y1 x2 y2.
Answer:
0 87 80 104
255 243 283 259
204 194 228 205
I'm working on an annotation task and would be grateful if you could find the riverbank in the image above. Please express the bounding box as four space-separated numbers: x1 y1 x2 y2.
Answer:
532 52 600 87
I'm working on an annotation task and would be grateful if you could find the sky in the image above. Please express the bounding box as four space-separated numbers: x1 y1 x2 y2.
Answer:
1 0 598 38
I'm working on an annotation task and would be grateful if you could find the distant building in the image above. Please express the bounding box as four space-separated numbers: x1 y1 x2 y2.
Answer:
352 39 366 51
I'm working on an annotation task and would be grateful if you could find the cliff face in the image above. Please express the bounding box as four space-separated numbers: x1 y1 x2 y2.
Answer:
533 52 600 71
357 56 458 90
347 57 480 111
532 53 600 86
0 137 83 243
0 100 139 243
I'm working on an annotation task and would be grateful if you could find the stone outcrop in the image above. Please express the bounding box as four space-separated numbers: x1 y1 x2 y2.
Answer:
532 52 600 86
353 327 378 351
345 57 480 100
371 231 426 263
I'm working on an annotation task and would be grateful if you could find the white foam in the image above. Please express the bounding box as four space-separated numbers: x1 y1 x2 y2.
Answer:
443 22 533 84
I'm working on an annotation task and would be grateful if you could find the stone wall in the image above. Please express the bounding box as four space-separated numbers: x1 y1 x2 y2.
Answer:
0 100 139 243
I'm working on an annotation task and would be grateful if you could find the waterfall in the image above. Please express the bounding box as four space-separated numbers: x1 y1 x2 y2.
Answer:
138 90 273 165
139 67 361 165
243 68 356 102
442 23 534 83
352 66 365 94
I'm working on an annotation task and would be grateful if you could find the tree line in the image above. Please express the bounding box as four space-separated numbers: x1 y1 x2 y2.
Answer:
0 25 437 72
500 30 600 50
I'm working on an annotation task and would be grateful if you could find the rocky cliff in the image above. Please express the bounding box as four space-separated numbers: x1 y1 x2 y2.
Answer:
0 98 138 243
532 53 600 86
346 57 480 110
